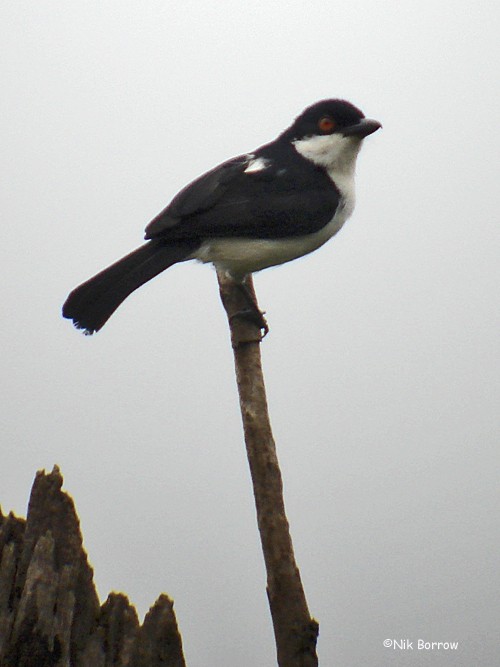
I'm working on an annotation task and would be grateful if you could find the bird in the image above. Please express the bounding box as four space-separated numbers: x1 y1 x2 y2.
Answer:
62 99 381 335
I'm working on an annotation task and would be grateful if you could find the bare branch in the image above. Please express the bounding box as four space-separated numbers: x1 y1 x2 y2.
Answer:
217 271 319 667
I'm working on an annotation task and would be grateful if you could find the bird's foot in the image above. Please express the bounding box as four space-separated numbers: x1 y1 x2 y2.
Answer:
229 308 269 337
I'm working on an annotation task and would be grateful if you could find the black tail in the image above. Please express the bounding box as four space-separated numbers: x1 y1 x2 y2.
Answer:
62 239 199 334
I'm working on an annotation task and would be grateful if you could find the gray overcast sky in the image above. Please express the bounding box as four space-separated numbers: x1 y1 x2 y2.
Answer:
1 2 499 665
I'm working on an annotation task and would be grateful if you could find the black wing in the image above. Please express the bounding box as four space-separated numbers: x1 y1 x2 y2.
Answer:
145 145 340 241
145 155 251 237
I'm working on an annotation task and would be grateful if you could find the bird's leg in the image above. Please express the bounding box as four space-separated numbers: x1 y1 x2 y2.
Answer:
230 277 269 336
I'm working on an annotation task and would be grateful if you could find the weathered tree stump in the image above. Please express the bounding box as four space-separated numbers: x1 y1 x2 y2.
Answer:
0 467 185 667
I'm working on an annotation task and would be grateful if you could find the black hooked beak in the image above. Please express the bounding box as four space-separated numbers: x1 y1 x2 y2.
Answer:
342 118 382 139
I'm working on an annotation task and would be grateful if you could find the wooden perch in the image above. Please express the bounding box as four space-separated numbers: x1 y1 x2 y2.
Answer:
217 271 319 667
0 467 185 667
1 275 319 666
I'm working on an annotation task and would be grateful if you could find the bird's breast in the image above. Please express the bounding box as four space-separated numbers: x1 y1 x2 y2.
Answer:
193 193 354 279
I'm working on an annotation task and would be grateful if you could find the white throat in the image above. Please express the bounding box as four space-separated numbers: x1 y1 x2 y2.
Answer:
293 133 361 210
293 132 362 171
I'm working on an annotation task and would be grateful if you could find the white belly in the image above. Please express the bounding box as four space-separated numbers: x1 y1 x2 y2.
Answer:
193 200 353 279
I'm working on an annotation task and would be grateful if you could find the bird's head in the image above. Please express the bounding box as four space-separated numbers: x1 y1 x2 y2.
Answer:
283 99 381 173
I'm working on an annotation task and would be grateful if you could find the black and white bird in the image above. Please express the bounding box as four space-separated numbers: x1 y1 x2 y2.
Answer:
63 99 381 334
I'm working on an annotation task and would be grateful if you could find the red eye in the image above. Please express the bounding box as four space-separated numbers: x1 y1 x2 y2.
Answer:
318 116 336 133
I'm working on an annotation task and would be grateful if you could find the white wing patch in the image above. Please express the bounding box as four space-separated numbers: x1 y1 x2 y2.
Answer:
244 156 270 173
